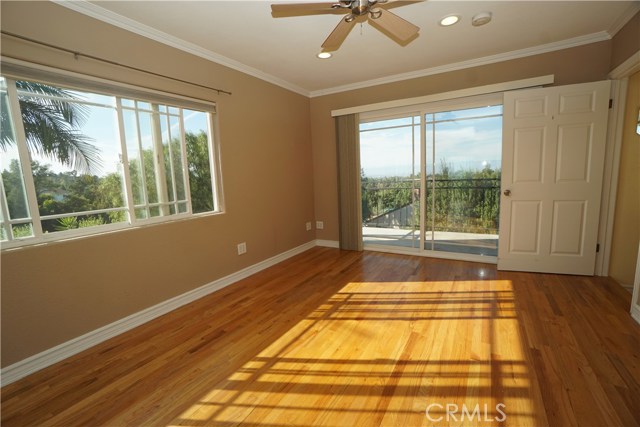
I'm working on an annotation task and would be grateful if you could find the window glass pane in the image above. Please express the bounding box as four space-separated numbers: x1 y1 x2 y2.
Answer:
12 223 33 239
137 101 151 111
121 99 135 108
135 207 148 220
169 115 186 201
1 95 30 220
17 81 126 233
184 109 214 213
1 79 34 239
360 115 420 249
159 112 175 203
433 105 502 122
431 107 502 256
41 212 122 233
122 109 145 206
137 111 160 207
360 116 414 131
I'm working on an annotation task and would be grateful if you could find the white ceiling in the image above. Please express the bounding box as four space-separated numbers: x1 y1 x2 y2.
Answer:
57 0 639 97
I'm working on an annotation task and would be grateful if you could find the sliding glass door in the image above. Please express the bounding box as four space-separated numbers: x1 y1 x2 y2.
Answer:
425 105 502 257
360 116 420 249
360 96 502 261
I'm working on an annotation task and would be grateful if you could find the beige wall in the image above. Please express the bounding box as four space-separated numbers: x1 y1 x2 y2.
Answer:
0 2 315 367
611 11 640 71
609 70 640 286
609 11 640 286
310 41 613 241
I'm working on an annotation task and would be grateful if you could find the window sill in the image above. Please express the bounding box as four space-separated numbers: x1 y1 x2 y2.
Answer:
1 210 224 253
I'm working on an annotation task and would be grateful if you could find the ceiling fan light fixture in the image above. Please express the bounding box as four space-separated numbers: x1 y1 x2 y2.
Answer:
471 12 492 27
439 14 460 26
317 52 332 59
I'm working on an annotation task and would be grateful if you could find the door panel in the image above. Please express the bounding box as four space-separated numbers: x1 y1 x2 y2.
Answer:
550 200 586 255
513 127 545 182
509 201 541 254
556 124 592 182
498 80 610 275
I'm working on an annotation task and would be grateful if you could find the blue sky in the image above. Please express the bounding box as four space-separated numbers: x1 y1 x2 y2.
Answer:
2 82 210 178
360 108 502 178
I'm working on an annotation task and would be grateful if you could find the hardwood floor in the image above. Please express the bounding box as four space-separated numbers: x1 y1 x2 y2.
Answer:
2 248 639 426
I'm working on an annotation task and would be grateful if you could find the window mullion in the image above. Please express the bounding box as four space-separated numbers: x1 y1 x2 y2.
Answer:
151 104 170 216
206 112 220 212
178 109 193 214
5 78 43 238
134 102 151 219
0 174 14 241
164 113 179 212
115 98 137 225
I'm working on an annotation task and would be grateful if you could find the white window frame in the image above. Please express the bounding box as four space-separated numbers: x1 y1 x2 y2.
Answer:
0 73 224 250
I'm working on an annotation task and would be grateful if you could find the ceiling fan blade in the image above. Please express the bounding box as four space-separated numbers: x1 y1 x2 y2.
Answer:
271 2 348 17
369 8 419 42
322 16 357 51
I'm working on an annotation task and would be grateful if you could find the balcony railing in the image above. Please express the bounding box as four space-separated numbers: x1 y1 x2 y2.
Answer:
362 177 501 235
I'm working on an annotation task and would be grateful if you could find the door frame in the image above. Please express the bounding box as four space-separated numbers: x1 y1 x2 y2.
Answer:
597 50 640 276
360 93 503 264
351 62 639 273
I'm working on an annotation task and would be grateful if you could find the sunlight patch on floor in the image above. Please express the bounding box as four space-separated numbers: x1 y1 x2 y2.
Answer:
171 279 542 426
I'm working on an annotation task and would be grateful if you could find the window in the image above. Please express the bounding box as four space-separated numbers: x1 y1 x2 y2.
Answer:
0 76 222 247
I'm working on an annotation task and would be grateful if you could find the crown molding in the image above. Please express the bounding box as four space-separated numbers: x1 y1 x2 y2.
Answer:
52 0 311 97
309 31 611 97
52 1 617 99
609 49 640 79
607 2 640 37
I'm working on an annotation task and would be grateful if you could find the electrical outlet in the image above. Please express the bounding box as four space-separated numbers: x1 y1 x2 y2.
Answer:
316 221 324 230
306 222 312 231
237 242 247 255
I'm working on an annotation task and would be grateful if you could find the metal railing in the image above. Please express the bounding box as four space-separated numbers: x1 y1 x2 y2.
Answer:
362 177 501 234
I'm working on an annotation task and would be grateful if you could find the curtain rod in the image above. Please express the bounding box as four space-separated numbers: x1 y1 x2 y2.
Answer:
1 30 232 96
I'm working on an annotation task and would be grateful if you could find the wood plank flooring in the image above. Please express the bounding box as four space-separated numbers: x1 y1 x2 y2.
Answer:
2 248 639 426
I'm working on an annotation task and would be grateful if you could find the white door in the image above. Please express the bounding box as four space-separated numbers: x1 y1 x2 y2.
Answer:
498 80 611 275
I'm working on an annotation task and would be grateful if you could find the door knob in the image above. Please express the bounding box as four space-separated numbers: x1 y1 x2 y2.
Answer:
503 189 511 196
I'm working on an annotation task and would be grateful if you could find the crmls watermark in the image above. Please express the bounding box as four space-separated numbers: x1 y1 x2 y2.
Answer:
425 403 507 423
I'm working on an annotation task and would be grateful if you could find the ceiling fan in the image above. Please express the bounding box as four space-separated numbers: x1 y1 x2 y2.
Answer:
271 0 421 51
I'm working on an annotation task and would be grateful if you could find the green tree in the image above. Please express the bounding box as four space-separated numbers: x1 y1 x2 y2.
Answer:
1 81 101 174
186 131 213 213
1 159 29 219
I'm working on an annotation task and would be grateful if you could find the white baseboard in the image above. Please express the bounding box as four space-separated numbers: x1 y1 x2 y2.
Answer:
620 283 634 293
316 239 339 248
0 239 320 386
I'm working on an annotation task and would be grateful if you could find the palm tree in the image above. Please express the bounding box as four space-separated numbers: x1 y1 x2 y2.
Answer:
1 81 101 174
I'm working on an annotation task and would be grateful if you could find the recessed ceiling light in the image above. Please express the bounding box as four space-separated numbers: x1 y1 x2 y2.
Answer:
472 12 492 27
439 15 460 26
317 52 332 59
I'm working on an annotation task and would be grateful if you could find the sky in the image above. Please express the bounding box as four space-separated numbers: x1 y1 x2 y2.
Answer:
1 81 210 178
360 107 502 178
